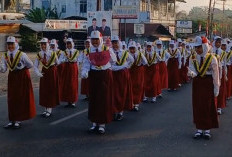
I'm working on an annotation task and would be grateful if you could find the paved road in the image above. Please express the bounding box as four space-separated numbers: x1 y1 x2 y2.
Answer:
0 83 232 157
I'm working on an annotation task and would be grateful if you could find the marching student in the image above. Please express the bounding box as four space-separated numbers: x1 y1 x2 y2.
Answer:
167 40 182 91
34 38 60 118
121 41 127 51
50 39 64 100
111 36 134 120
188 36 219 140
143 42 161 103
226 42 232 99
80 39 91 100
179 41 189 84
0 36 36 129
156 40 170 92
212 37 227 115
81 31 117 134
59 38 80 108
129 41 148 111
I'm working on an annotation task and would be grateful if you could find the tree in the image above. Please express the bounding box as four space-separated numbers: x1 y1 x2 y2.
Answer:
26 7 59 23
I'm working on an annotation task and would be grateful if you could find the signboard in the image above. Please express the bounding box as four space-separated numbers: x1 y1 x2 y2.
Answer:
113 6 138 19
112 0 139 19
44 20 87 30
87 11 112 39
176 28 192 34
134 24 145 35
176 20 192 34
176 20 192 29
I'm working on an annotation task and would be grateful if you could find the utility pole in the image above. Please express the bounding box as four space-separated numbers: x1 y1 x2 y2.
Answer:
1 0 5 12
210 0 216 40
207 0 212 39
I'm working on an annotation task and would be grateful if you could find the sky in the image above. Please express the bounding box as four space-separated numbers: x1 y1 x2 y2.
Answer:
177 0 232 13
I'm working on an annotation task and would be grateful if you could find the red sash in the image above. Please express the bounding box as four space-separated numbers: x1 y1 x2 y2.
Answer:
89 50 111 67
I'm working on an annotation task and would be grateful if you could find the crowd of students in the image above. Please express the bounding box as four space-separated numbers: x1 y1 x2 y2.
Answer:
1 32 231 140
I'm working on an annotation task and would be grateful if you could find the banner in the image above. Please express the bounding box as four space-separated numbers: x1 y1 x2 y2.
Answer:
44 20 87 30
87 11 112 40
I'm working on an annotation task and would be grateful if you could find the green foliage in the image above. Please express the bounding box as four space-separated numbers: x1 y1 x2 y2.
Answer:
25 7 60 23
19 25 39 52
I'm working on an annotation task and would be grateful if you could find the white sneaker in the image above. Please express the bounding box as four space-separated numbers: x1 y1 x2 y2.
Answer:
217 108 222 115
143 97 148 102
151 97 156 103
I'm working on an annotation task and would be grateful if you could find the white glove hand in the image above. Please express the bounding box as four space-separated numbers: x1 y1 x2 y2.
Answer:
214 87 219 97
81 71 88 79
112 66 121 71
178 65 181 70
226 76 228 81
36 71 43 78
187 68 196 78
123 62 129 69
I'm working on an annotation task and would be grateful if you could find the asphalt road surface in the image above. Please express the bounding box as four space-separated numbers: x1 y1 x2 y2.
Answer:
0 82 232 157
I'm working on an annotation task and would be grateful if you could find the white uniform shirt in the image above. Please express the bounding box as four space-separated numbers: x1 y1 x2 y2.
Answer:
167 48 182 68
188 52 220 95
112 49 134 71
59 48 80 64
34 50 59 74
1 50 33 73
129 51 147 66
156 48 170 63
145 50 160 65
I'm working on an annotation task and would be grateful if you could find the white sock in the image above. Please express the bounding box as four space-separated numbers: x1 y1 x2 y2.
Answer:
197 129 203 133
99 124 105 128
92 123 97 127
119 111 123 115
135 104 140 107
205 130 210 133
47 108 52 113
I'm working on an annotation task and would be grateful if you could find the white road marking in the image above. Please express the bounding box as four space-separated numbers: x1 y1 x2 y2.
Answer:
50 109 88 125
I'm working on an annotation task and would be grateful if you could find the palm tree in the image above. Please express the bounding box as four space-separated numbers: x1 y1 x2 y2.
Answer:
26 8 59 23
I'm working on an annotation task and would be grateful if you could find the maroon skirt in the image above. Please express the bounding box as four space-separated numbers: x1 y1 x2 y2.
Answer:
8 68 36 121
218 68 227 109
179 58 188 84
192 75 219 130
167 58 180 89
39 66 60 108
89 69 113 124
159 61 168 90
129 66 144 104
81 78 89 96
57 63 65 99
112 69 133 113
60 63 78 102
226 65 232 98
144 64 161 97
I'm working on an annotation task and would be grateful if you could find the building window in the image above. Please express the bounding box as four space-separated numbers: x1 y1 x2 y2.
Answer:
80 0 87 13
61 5 66 13
42 0 50 10
104 0 112 11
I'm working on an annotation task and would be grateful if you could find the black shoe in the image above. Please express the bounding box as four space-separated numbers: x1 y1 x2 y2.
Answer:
98 127 105 134
83 97 89 101
133 106 139 112
64 103 76 108
13 122 21 129
44 112 52 118
204 132 212 140
4 122 14 129
113 114 118 121
116 114 124 121
89 126 98 133
193 131 203 139
41 111 47 117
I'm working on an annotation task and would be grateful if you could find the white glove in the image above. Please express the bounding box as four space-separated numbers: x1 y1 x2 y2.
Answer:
35 71 43 78
122 62 129 69
214 87 219 97
81 71 88 79
178 65 181 69
112 66 121 71
187 68 196 78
